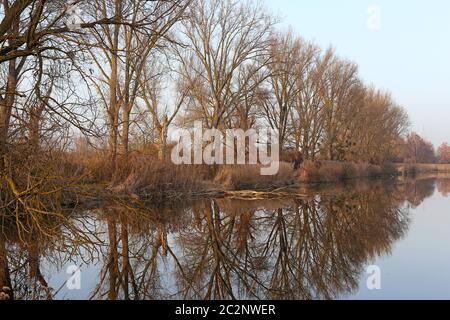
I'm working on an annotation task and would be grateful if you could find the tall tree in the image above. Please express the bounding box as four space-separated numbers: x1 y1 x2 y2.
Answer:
437 143 450 164
83 0 190 173
177 0 276 130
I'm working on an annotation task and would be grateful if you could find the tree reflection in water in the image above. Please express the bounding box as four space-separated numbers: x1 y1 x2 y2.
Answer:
437 177 450 197
0 208 102 300
0 178 441 300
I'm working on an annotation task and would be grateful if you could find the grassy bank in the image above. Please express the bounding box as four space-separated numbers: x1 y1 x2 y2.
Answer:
109 156 212 201
394 163 450 176
213 163 296 191
0 147 414 208
297 160 396 184
111 159 401 196
212 161 397 191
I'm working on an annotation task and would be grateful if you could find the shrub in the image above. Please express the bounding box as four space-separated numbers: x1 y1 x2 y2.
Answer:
298 160 345 183
62 149 113 183
0 146 84 216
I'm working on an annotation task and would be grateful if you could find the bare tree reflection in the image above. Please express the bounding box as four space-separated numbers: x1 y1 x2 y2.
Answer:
0 231 13 300
437 178 450 197
0 210 102 300
90 201 192 300
170 183 414 300
0 178 440 300
400 177 436 208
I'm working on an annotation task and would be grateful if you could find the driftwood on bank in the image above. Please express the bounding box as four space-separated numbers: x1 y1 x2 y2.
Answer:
186 186 311 200
69 184 312 204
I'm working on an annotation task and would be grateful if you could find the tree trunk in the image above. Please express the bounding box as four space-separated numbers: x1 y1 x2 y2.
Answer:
107 215 118 300
108 119 119 177
0 233 13 300
28 242 51 299
119 109 131 162
28 109 42 152
0 58 18 172
328 141 335 161
158 123 168 162
120 217 130 300
108 8 120 179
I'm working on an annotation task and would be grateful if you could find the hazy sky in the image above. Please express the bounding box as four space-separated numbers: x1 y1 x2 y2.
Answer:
265 0 450 147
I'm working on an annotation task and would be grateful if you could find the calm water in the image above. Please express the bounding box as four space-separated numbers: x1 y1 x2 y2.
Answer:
1 176 449 300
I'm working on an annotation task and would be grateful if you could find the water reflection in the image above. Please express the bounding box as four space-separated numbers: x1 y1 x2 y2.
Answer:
437 178 450 197
0 177 445 300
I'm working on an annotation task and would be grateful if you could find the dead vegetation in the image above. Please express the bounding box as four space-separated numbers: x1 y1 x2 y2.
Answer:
108 155 210 201
395 163 450 176
297 160 394 183
213 162 296 191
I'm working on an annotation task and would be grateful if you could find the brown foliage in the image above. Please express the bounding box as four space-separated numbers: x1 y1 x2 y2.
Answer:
437 178 450 197
438 143 450 164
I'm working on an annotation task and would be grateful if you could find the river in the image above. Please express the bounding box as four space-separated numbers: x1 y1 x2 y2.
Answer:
1 175 449 300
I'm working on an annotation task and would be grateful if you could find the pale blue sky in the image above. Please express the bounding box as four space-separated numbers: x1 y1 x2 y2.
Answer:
265 0 450 147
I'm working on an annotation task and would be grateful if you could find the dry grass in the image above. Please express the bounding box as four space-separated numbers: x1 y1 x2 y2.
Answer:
61 149 114 183
212 160 396 190
110 155 208 200
297 160 391 183
213 162 296 191
2 140 407 210
395 163 450 176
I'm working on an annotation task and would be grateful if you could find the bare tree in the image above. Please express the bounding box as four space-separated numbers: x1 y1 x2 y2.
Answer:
0 0 140 170
139 53 189 161
261 31 298 149
83 0 190 174
319 52 361 160
290 43 325 159
261 31 318 152
177 0 276 130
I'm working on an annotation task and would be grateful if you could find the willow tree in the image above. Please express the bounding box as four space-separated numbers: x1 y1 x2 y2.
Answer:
0 0 130 171
82 0 190 173
319 53 361 160
139 52 190 161
261 31 304 150
177 0 276 130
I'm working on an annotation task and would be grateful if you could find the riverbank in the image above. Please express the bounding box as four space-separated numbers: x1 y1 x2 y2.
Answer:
3 153 440 210
394 163 450 176
103 159 399 201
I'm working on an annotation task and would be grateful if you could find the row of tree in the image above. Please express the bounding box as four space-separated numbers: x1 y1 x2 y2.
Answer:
392 132 449 164
0 0 439 184
174 1 410 165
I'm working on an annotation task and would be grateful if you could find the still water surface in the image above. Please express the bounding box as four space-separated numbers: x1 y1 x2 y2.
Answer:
1 176 449 300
